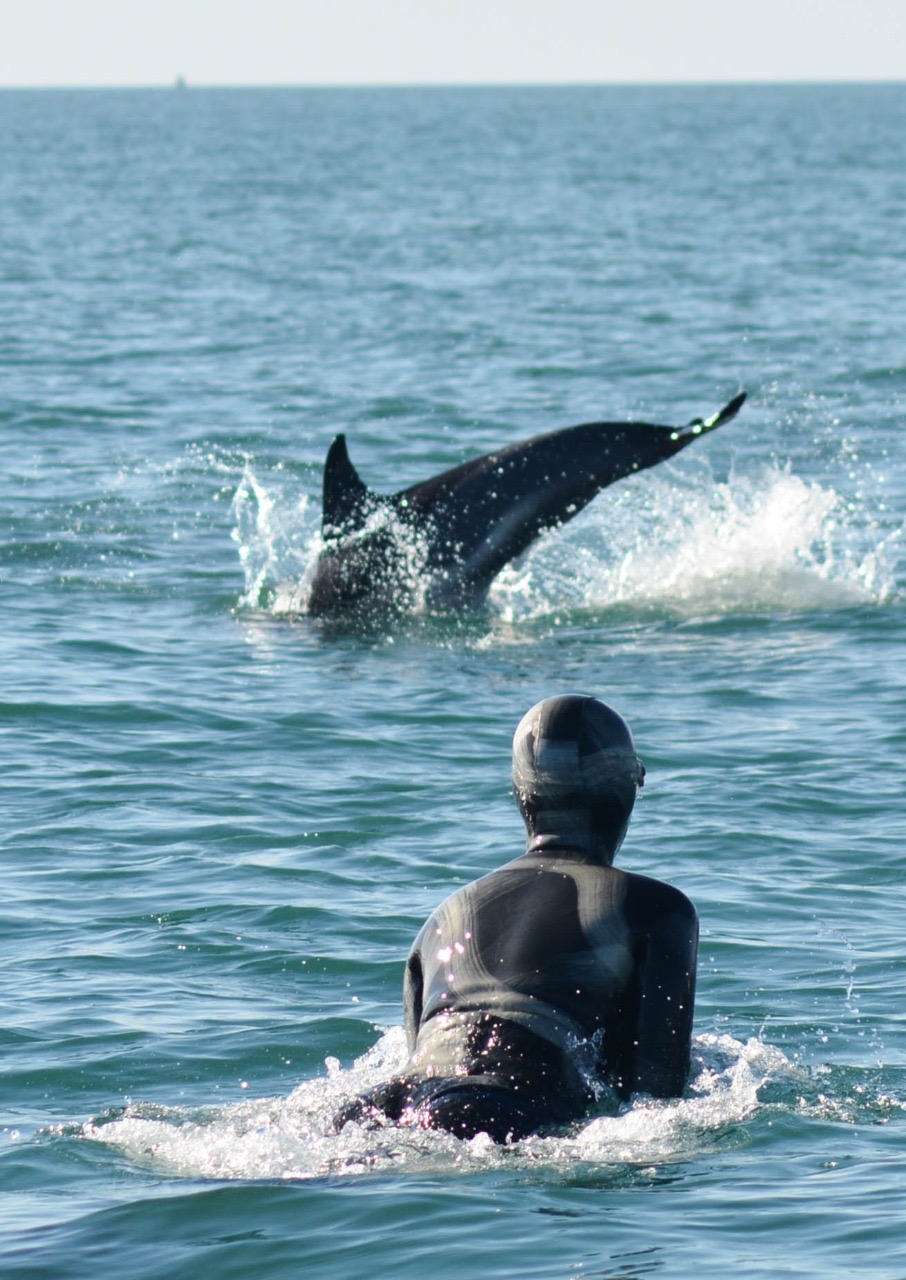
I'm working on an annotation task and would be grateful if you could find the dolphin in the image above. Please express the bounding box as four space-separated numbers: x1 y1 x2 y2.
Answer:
307 391 746 620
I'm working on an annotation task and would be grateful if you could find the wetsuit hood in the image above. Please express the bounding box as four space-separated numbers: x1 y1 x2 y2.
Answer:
512 695 645 862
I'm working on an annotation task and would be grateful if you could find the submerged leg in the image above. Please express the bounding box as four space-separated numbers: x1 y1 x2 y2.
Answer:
331 1078 410 1131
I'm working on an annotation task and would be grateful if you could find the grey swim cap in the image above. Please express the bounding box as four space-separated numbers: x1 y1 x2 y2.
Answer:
512 695 645 852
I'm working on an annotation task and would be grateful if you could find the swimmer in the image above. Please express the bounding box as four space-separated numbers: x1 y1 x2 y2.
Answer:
334 695 698 1143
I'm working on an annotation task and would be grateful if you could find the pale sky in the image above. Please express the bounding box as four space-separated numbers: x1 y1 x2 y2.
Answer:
1 0 904 88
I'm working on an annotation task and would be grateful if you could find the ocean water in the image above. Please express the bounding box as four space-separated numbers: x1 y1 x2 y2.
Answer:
1 83 904 1278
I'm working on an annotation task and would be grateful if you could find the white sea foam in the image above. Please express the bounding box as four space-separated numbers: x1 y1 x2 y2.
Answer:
80 1030 804 1182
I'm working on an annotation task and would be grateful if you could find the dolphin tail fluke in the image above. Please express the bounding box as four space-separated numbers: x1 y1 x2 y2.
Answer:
322 435 374 536
673 391 747 442
700 391 747 431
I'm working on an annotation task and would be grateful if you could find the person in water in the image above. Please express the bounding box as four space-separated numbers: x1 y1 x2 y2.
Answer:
334 695 698 1143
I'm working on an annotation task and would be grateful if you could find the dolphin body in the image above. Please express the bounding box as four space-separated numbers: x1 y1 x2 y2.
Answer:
307 392 746 620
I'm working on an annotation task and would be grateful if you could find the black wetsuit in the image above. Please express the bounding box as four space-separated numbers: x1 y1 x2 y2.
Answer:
336 836 698 1142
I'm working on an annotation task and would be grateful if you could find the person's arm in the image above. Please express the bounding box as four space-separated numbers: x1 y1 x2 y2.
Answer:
630 887 698 1098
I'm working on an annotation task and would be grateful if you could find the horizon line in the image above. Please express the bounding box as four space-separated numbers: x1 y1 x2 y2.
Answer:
2 75 905 92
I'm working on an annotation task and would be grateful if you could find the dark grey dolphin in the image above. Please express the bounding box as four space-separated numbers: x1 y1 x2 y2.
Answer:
307 392 746 619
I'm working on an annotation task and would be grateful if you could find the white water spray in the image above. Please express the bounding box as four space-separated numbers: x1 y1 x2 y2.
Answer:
230 459 894 623
79 1030 803 1182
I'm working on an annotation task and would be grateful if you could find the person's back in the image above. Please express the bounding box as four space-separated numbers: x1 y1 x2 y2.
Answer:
334 695 698 1143
407 851 697 1109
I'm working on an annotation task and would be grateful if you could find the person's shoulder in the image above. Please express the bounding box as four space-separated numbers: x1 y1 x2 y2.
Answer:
619 867 698 920
410 859 512 941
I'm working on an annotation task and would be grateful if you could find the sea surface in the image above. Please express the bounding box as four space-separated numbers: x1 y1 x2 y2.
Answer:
1 84 904 1279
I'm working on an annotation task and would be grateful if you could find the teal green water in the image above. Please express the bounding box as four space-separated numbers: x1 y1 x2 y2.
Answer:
2 85 905 1278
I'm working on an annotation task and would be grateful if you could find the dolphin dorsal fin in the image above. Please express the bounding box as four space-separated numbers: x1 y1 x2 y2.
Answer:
322 435 373 537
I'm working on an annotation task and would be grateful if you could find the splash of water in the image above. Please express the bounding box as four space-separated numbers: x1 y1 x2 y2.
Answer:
231 463 316 614
230 464 433 618
230 460 895 624
490 463 895 623
78 1030 812 1182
